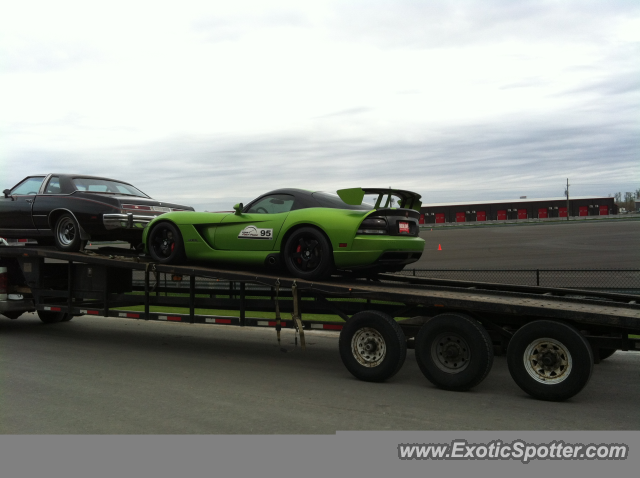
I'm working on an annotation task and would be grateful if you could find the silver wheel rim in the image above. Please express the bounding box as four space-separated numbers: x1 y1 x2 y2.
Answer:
351 327 386 367
431 332 471 373
57 217 76 246
523 337 573 384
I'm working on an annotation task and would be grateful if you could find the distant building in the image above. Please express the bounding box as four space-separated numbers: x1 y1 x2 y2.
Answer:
418 196 617 224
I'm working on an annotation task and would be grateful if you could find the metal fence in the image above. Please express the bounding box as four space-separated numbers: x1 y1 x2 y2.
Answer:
394 269 640 294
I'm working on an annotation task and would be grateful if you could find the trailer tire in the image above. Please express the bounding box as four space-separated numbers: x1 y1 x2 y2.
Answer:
414 313 494 391
339 310 407 382
596 348 616 363
507 320 593 402
37 310 67 324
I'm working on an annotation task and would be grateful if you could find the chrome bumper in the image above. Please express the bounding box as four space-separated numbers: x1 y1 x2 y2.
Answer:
103 213 156 230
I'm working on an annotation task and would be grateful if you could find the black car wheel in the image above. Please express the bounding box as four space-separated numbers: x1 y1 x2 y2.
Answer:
507 320 593 402
283 227 333 280
148 222 186 264
54 213 84 252
414 313 494 391
339 310 407 382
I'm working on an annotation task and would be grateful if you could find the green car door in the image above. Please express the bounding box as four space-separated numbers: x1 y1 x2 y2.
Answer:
213 194 295 251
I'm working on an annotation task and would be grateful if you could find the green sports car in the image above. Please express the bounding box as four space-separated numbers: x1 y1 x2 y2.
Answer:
142 188 425 280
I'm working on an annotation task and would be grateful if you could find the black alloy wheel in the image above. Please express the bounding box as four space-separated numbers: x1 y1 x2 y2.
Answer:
148 222 186 264
283 227 333 280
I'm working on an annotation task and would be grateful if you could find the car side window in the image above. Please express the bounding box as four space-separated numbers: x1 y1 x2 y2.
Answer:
246 195 295 214
11 177 45 195
44 176 62 194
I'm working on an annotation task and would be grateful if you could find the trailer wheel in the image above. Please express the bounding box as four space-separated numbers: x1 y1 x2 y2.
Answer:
414 313 494 391
37 310 67 324
507 320 593 402
339 310 407 382
595 348 616 363
148 222 186 264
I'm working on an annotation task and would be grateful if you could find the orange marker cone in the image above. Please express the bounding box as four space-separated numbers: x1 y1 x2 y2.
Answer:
438 244 442 250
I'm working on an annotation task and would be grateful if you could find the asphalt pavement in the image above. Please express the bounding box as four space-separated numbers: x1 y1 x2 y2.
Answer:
416 218 640 269
1 314 639 433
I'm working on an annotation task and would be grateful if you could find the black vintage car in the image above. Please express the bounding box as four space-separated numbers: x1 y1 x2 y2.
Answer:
0 174 194 251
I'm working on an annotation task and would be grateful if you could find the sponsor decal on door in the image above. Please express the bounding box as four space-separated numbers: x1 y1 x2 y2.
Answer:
238 225 273 239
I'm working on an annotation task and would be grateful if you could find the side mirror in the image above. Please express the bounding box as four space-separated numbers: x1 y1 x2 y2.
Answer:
3 189 11 199
233 203 243 215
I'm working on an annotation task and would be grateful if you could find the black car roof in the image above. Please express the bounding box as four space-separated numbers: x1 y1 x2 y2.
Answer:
50 174 136 186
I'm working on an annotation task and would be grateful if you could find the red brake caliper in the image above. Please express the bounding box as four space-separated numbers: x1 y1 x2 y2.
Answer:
171 243 175 252
296 245 302 264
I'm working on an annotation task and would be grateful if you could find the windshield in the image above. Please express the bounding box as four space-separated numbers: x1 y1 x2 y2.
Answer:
72 178 149 198
312 192 373 211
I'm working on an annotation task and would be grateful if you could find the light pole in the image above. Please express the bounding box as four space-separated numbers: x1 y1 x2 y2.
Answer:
566 178 570 221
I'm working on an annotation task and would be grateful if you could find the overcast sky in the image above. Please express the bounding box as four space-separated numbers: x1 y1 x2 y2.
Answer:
1 0 638 211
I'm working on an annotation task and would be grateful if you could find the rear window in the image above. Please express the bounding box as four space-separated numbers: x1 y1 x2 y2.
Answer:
312 192 373 211
72 178 148 198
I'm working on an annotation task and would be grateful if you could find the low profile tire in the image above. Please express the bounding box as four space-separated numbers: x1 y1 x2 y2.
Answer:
2 311 23 320
37 310 67 324
147 222 186 264
414 313 494 391
339 310 407 382
53 213 84 252
283 227 333 280
507 320 593 402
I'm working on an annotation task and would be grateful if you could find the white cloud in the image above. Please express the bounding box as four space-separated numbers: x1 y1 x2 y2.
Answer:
1 1 638 210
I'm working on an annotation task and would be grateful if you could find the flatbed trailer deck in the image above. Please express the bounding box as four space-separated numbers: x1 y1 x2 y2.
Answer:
1 246 639 402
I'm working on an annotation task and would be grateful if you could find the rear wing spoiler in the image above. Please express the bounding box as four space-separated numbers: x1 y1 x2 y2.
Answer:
337 188 422 211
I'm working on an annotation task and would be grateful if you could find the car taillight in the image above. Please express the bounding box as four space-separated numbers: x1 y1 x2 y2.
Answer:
122 204 153 211
357 217 388 235
18 239 28 243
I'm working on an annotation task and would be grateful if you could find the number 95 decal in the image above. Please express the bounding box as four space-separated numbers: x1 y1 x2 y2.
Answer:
238 225 274 240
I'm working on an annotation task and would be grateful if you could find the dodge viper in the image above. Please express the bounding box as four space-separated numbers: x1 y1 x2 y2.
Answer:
143 188 425 280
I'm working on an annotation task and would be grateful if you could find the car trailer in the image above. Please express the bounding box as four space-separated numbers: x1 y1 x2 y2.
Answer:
1 246 639 402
